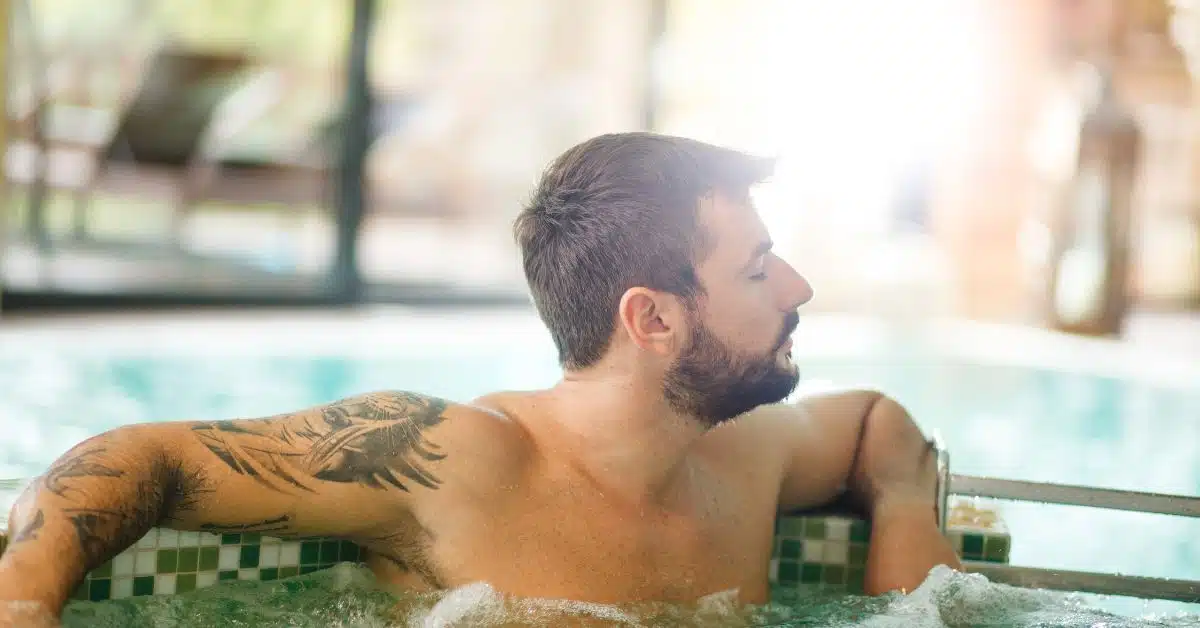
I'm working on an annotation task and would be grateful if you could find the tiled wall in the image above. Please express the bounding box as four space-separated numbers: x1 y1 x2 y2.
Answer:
770 506 1011 593
64 529 361 602
0 498 1011 603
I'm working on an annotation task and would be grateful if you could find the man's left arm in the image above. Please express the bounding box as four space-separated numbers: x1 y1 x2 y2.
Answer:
758 389 962 595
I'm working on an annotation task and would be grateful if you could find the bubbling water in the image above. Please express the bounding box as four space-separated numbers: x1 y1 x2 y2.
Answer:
34 562 1200 628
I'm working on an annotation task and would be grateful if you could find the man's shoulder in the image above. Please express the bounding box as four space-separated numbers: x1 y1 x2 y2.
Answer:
738 390 885 433
705 390 883 456
698 403 807 468
340 389 535 483
715 401 810 441
428 390 536 460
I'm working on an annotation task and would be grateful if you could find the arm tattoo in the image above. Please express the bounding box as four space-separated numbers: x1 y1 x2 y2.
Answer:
9 509 45 545
199 515 293 535
6 439 214 567
191 391 449 494
63 479 166 567
42 447 125 498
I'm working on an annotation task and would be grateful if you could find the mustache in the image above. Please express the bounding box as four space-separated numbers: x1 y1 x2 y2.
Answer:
776 311 800 349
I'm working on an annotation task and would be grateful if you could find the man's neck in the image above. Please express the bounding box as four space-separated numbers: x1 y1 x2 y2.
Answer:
539 369 708 508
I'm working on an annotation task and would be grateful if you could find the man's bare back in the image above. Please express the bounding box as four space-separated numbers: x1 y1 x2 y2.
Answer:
0 132 962 625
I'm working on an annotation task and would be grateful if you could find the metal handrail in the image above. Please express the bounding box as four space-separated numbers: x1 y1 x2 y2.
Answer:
933 441 1200 604
949 475 1200 519
964 561 1200 604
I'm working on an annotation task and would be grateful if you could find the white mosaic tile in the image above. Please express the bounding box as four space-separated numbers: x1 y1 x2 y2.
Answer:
200 533 221 547
178 531 200 547
158 529 179 548
136 530 158 549
260 544 280 568
218 546 240 571
112 552 135 577
155 574 176 595
802 540 825 562
134 550 156 576
280 544 300 566
237 568 260 581
823 542 849 565
112 577 133 600
825 519 851 542
196 572 217 589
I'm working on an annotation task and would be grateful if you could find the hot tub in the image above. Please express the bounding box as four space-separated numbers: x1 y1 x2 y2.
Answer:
1 309 1197 626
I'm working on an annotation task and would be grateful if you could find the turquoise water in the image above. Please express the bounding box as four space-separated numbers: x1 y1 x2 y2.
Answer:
2 325 1200 625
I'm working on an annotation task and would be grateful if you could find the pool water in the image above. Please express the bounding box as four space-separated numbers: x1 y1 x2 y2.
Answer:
49 563 1197 627
2 314 1199 625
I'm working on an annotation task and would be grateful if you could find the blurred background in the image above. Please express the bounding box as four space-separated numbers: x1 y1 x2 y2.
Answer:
0 0 1195 341
1 1 1200 618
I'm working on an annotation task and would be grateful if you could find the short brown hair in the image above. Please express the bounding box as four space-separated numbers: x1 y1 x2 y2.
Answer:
514 132 775 370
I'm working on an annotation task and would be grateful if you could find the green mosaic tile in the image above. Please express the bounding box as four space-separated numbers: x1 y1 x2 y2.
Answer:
961 533 984 558
804 519 826 540
133 576 155 597
778 561 800 585
846 568 865 594
199 546 219 571
157 549 178 574
300 541 321 565
824 564 846 585
849 520 870 543
89 579 111 602
218 570 238 581
71 582 87 601
780 539 801 560
320 540 340 563
243 533 262 544
778 518 805 537
260 568 279 581
176 573 197 594
800 563 822 584
279 566 299 578
92 561 113 578
240 545 261 569
221 534 241 545
985 536 1009 563
299 564 321 575
340 541 361 562
178 547 199 572
848 542 867 566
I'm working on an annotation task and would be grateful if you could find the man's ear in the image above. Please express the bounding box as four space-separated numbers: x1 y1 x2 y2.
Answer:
616 287 688 357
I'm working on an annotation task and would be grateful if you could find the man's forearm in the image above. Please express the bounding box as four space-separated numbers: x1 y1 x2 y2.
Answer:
0 428 201 612
850 395 962 595
863 499 962 596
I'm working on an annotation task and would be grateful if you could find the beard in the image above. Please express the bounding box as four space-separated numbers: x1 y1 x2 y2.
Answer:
662 310 800 427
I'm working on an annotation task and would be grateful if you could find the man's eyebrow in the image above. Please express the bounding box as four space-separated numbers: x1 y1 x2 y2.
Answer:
741 241 773 273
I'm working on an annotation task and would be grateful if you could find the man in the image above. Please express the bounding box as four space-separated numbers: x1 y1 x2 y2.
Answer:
0 132 960 624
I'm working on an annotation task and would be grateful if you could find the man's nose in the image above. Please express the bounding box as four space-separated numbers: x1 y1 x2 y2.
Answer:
781 267 813 310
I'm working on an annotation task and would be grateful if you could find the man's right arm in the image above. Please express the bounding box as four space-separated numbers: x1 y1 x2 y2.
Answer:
0 389 479 618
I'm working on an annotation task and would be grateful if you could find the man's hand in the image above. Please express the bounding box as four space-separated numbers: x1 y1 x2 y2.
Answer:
849 395 939 520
